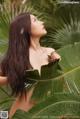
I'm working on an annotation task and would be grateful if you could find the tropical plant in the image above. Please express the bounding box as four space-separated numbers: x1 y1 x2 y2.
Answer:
48 4 80 49
1 42 80 118
0 0 80 119
11 42 80 119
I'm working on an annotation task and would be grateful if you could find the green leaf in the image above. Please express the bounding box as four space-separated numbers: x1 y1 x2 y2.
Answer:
13 93 80 119
24 60 62 100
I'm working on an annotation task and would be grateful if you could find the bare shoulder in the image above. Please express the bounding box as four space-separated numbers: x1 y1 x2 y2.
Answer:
42 47 55 55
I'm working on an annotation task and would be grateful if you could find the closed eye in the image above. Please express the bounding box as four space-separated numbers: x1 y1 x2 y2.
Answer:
33 17 38 22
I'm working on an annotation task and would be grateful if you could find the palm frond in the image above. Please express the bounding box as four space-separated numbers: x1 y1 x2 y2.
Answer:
41 4 80 49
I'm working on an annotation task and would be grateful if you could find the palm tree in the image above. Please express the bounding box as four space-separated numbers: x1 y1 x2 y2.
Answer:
0 0 80 118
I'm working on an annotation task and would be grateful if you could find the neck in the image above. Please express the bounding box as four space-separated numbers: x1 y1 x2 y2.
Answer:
30 36 41 50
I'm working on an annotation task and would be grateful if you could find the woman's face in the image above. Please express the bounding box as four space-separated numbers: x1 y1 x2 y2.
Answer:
30 15 47 37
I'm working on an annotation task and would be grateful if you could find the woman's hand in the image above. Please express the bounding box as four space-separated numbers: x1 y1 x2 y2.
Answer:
0 76 8 85
48 51 61 62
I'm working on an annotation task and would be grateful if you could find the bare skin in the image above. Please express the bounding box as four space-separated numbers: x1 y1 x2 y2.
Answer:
0 76 8 85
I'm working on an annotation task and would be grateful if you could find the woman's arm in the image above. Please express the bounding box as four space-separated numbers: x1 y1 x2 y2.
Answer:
0 76 8 85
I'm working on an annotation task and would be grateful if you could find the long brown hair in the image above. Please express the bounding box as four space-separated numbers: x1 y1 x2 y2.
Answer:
0 13 33 98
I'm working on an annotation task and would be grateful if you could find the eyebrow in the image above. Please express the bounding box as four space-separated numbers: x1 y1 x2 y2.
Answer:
32 16 37 19
31 16 38 21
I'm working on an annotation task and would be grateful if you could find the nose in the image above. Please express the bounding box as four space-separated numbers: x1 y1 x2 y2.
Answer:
40 21 44 26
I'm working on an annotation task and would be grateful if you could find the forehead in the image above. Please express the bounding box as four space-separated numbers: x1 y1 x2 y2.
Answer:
30 14 36 20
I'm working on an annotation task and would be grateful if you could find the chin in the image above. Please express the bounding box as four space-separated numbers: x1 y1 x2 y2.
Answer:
42 29 47 36
35 29 47 37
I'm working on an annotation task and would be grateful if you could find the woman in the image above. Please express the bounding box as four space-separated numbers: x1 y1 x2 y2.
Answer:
0 12 61 118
